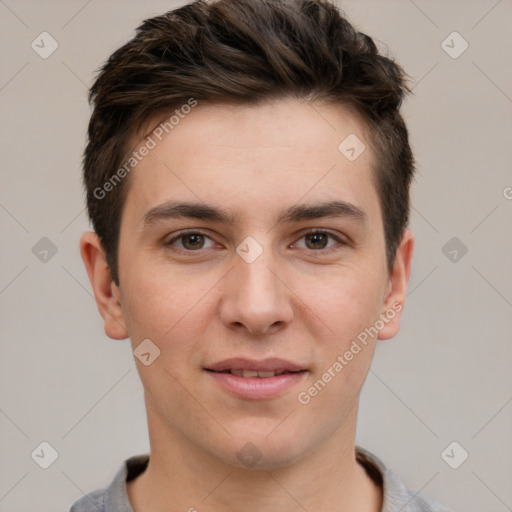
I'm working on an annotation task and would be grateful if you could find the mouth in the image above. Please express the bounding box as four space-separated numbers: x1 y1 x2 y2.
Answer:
204 358 308 399
205 357 307 375
206 368 304 378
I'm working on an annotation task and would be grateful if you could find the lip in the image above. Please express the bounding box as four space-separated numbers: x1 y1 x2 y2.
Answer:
206 357 305 373
204 358 308 400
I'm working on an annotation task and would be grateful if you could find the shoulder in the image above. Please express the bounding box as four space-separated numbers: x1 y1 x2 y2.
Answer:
68 454 150 512
356 446 454 512
69 488 106 512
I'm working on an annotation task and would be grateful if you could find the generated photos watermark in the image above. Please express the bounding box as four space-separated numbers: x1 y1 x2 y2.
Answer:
93 98 198 200
297 302 402 405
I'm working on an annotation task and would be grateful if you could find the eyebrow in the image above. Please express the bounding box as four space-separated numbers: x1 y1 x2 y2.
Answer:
277 200 367 224
142 201 237 227
141 199 367 228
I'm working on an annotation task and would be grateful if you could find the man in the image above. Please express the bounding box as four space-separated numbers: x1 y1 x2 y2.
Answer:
71 0 452 510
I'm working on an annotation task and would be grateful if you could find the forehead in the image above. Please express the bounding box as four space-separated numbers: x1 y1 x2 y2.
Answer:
122 98 380 226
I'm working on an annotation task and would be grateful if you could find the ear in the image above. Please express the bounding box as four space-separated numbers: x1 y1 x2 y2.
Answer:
377 228 414 340
80 231 129 340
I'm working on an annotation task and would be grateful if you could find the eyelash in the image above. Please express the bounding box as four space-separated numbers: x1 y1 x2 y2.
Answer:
164 228 347 255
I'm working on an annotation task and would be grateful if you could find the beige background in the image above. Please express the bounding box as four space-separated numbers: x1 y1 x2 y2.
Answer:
1 1 511 510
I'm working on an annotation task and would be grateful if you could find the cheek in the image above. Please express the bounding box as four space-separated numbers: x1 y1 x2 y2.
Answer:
119 265 217 359
290 264 385 402
120 272 210 409
292 264 386 342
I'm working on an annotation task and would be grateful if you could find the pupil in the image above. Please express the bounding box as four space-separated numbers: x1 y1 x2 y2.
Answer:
306 233 327 249
183 234 204 249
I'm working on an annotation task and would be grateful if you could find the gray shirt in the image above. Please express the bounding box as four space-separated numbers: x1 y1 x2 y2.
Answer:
69 446 453 512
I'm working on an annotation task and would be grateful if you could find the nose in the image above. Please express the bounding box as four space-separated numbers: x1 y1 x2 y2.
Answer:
218 248 294 337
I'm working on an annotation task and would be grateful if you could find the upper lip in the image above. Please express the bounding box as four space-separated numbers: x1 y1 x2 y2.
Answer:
205 358 306 373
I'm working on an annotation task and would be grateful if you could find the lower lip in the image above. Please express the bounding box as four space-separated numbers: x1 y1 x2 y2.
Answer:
205 370 307 400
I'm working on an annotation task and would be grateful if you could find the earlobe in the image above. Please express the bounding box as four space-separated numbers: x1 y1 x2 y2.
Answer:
377 229 414 340
80 231 129 340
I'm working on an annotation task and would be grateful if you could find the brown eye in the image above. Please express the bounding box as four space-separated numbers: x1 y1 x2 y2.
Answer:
304 232 329 249
180 233 205 250
293 230 344 252
165 231 216 251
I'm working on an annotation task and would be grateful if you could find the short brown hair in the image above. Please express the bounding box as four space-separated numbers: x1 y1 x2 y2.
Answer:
84 0 414 284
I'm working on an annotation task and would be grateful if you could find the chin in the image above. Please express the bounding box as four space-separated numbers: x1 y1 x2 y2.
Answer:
217 429 309 471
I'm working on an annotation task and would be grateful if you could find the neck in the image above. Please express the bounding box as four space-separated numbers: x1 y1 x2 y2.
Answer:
127 401 382 512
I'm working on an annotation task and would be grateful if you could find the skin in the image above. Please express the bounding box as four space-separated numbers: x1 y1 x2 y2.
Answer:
81 97 414 512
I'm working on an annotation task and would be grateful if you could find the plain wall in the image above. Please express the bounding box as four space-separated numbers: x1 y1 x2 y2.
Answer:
0 1 511 510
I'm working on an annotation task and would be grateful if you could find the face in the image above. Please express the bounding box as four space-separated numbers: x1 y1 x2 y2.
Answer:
84 97 412 470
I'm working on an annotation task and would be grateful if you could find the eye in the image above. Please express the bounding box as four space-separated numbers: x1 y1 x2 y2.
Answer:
165 231 217 251
293 230 344 251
